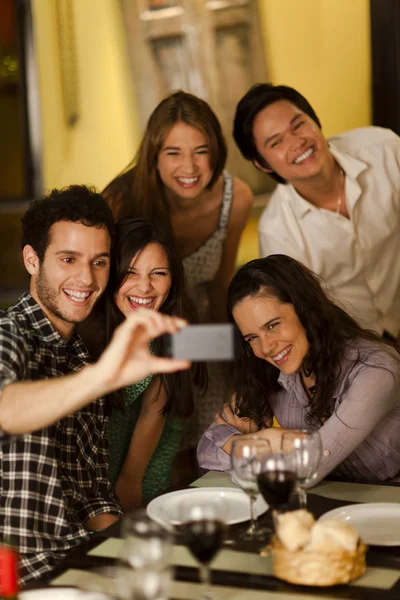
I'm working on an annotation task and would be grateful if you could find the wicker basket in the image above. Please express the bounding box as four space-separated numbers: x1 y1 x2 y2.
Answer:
271 537 367 586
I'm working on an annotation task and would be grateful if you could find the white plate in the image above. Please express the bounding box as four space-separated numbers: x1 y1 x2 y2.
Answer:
147 487 268 526
319 502 400 546
20 589 109 600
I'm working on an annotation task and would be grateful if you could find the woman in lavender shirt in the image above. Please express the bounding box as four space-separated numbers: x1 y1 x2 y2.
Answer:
197 255 400 484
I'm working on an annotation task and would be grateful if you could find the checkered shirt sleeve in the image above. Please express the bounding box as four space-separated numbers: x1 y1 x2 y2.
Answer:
0 314 27 443
56 401 122 526
0 296 123 587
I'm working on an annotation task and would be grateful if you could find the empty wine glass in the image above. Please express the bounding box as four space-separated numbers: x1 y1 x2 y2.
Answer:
120 508 171 569
231 436 272 539
179 499 226 600
115 562 172 600
281 429 322 508
117 509 172 600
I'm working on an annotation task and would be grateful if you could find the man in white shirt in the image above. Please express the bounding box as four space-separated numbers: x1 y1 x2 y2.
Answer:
233 83 400 339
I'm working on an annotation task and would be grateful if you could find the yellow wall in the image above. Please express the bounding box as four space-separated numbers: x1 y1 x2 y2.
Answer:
258 0 372 136
32 0 371 191
32 0 140 191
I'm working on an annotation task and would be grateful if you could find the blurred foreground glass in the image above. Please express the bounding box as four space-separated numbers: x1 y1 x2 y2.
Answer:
231 436 272 539
281 430 322 508
179 499 226 600
117 509 172 600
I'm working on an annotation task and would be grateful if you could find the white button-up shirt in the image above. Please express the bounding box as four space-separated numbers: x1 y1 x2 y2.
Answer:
258 127 400 336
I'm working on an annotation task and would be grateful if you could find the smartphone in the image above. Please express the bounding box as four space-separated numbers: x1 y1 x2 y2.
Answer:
160 324 239 361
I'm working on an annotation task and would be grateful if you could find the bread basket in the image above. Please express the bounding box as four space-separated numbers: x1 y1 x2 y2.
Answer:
271 537 367 586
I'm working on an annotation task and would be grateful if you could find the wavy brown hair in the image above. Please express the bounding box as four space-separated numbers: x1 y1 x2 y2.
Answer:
227 255 398 427
102 90 227 223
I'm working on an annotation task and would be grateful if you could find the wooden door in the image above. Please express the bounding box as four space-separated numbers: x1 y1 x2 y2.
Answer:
120 0 273 195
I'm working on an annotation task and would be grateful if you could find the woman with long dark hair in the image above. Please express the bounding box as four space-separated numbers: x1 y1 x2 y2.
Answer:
104 217 202 510
103 91 253 449
198 255 400 484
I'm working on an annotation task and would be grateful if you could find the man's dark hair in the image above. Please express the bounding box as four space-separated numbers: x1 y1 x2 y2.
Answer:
21 185 115 261
233 83 322 184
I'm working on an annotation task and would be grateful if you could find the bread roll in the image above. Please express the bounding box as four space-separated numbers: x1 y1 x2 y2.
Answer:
306 519 359 553
276 510 315 552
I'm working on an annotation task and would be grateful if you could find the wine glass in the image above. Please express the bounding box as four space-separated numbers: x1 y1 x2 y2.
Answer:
230 436 272 539
115 562 172 600
119 508 172 569
117 509 173 600
256 452 297 528
281 429 322 508
179 500 226 600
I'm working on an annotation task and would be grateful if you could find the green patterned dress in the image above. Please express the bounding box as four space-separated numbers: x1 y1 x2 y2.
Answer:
107 375 184 505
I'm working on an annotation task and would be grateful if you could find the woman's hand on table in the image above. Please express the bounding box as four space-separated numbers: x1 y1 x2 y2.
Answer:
215 401 260 435
215 394 259 434
220 423 287 455
256 427 300 453
216 398 260 456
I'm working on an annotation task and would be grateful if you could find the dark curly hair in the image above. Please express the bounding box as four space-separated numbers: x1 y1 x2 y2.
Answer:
101 217 206 418
233 83 321 184
227 255 397 427
21 185 115 261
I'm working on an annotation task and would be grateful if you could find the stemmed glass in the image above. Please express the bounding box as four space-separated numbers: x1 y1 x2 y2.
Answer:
231 436 272 539
117 509 173 600
179 500 226 600
281 429 322 508
256 452 297 527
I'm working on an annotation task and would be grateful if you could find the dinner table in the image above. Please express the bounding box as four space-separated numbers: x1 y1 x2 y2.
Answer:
36 471 400 600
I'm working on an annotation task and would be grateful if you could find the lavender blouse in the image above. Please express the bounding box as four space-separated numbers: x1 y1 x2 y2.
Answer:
197 339 400 484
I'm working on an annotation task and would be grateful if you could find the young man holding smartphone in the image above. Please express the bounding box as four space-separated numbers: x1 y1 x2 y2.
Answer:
0 186 189 585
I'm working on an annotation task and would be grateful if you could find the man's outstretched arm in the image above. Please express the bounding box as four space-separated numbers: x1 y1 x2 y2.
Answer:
0 310 190 435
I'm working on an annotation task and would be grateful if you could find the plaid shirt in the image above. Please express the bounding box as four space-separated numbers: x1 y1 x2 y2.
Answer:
0 294 122 586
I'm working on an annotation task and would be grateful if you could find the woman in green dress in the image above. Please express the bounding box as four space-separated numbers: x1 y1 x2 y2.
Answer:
105 217 200 511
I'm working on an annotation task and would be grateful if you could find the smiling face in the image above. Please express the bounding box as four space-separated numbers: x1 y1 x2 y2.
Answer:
157 122 213 200
232 292 309 375
252 100 331 184
28 221 111 339
115 242 172 317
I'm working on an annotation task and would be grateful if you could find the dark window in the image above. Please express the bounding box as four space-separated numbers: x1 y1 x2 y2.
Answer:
370 0 400 136
0 0 40 306
0 0 39 201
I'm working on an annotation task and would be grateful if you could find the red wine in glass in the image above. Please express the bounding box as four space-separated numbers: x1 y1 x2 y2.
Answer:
257 470 297 510
181 519 226 565
179 500 226 600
